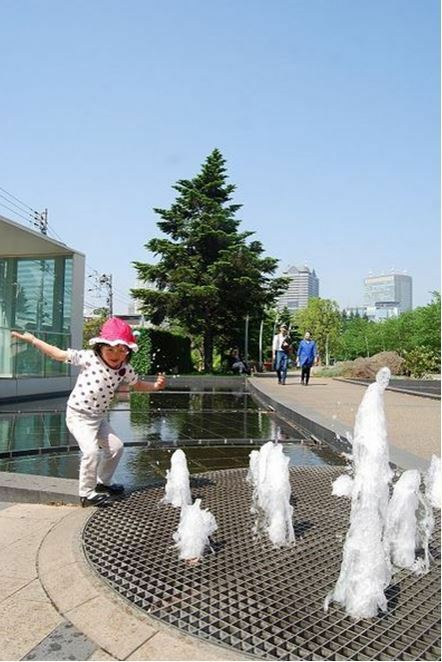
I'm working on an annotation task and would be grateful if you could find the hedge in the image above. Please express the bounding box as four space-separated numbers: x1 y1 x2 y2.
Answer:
131 327 193 375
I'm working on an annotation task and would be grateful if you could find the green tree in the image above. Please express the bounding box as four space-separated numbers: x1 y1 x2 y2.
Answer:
336 292 441 365
82 314 107 349
132 149 288 371
292 298 341 365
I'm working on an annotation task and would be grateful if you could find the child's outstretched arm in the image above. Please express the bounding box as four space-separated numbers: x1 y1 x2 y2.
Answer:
11 331 68 362
132 373 166 392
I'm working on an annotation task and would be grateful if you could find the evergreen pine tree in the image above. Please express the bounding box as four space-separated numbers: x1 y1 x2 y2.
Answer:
132 149 288 371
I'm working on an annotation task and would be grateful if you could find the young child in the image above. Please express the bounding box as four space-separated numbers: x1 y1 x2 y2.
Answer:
11 317 166 507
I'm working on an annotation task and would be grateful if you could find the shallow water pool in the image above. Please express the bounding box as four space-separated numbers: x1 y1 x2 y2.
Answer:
0 388 344 488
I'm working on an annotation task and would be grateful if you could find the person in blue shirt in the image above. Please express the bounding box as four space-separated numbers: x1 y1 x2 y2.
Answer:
296 332 318 385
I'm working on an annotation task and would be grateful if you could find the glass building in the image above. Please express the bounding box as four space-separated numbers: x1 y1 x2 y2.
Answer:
0 215 85 399
363 273 413 319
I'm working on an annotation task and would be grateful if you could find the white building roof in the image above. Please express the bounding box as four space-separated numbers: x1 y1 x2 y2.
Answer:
0 215 84 258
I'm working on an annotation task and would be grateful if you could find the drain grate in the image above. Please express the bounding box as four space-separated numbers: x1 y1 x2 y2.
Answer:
82 467 441 661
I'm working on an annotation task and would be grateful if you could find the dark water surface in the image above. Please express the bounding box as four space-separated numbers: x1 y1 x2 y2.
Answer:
0 388 344 488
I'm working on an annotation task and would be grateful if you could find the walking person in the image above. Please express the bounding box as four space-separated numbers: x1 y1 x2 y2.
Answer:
11 317 166 507
297 331 318 385
272 323 292 385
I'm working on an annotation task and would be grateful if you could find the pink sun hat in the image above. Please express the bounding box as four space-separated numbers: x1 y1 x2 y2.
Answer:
89 317 139 351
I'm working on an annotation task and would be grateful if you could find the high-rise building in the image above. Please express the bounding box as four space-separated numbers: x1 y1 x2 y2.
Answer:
277 265 319 312
363 273 412 319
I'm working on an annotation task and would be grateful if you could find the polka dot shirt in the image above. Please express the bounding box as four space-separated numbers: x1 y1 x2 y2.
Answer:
66 349 138 415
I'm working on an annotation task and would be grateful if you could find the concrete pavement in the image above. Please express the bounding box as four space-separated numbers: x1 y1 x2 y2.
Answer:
0 501 247 661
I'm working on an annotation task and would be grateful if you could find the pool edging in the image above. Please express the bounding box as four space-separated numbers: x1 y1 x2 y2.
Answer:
0 469 79 504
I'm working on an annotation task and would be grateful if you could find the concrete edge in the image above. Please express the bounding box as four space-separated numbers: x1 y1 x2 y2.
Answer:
333 377 441 401
0 471 79 505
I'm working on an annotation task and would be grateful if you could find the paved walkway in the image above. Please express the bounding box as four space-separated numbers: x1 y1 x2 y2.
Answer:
249 373 441 471
0 501 246 661
0 375 439 661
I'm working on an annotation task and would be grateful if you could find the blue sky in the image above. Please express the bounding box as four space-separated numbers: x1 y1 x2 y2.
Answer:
1 0 440 313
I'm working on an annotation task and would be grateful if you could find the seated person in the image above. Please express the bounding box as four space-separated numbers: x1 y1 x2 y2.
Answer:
227 348 251 375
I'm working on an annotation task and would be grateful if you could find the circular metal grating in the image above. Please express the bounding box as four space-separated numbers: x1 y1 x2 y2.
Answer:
82 467 441 661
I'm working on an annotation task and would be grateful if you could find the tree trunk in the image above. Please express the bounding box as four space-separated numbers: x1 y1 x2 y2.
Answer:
203 328 213 372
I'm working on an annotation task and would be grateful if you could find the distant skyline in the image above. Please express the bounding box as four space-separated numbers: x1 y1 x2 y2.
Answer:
1 0 439 313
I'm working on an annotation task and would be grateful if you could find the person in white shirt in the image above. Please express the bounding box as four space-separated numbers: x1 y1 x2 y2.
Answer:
11 317 166 507
272 323 291 385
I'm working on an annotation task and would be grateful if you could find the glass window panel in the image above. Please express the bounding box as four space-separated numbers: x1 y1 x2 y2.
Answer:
43 332 70 376
1 256 73 378
15 259 55 330
63 258 73 331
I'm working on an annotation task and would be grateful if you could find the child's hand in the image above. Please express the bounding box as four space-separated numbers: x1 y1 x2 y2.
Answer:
154 373 166 391
11 331 34 344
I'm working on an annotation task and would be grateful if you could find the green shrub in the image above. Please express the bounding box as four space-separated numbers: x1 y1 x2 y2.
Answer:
130 328 152 375
132 327 193 375
402 347 440 378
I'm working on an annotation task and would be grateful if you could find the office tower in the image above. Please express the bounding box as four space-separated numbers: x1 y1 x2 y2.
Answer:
277 265 319 312
363 273 412 319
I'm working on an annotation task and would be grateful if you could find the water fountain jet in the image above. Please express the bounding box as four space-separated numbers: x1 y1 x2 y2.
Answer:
325 367 393 619
173 498 217 563
162 449 192 508
247 440 295 547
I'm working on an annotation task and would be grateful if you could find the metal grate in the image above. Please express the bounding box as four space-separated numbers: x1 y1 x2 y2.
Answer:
83 467 441 661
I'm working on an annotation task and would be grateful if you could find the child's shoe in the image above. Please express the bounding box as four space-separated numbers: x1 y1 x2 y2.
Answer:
80 492 109 508
96 483 125 495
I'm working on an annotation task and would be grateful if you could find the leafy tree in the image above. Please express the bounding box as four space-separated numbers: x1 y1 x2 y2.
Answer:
336 292 441 365
292 298 341 365
132 149 288 371
409 291 441 356
82 314 106 349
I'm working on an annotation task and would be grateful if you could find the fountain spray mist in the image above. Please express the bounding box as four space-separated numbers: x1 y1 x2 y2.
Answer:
325 367 393 619
247 440 295 547
173 498 217 562
425 455 441 509
384 470 421 570
162 449 192 508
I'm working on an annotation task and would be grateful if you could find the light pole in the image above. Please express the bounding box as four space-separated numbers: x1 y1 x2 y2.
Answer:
258 318 264 372
99 274 113 317
244 314 249 362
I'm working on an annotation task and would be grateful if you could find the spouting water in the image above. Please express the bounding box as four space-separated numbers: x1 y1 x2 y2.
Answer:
247 440 295 547
325 367 393 619
424 455 441 509
332 474 353 497
413 488 435 575
383 469 434 576
384 470 422 570
162 449 192 508
173 498 217 562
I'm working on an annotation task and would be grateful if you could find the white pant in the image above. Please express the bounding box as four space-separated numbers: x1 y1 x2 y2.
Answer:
66 407 124 497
